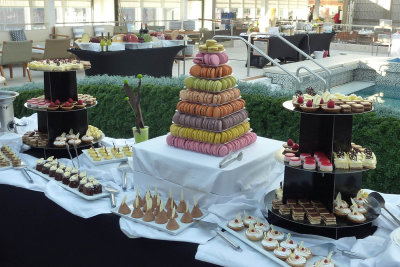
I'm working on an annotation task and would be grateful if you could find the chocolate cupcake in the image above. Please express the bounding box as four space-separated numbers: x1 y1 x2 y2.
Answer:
82 182 94 196
55 168 64 180
42 163 52 174
69 174 79 186
78 171 87 181
49 165 57 177
92 179 102 194
69 175 79 188
36 158 44 171
78 177 88 192
61 171 70 183
71 168 79 176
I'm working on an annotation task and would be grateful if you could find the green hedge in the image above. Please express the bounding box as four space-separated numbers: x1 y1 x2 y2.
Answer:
11 83 400 194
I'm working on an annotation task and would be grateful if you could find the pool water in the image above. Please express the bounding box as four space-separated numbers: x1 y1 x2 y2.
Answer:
356 85 400 110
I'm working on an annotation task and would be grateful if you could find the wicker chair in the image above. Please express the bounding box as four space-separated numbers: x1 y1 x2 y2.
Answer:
0 40 33 86
32 38 73 60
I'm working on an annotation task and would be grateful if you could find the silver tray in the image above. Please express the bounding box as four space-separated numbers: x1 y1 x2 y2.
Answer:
82 147 130 166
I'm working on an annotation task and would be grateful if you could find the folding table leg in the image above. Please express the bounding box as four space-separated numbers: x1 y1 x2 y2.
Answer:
22 63 26 77
0 65 7 85
9 65 13 78
27 68 32 82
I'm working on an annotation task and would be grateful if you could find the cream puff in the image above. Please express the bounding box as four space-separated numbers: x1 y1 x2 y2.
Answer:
227 213 244 231
245 223 263 241
261 232 279 251
243 211 256 227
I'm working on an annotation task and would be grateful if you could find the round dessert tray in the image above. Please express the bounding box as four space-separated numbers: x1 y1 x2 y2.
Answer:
283 101 374 115
171 118 250 133
262 190 379 239
184 85 238 94
179 96 242 107
168 129 252 146
196 61 231 68
24 101 97 112
274 148 371 175
198 49 226 54
189 74 233 81
175 107 246 119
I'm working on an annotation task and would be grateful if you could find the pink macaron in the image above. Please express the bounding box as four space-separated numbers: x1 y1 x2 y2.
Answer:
218 145 229 156
166 135 174 146
209 54 220 66
217 53 228 64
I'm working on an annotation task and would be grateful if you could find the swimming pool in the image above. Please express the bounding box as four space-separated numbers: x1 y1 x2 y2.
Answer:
356 85 400 110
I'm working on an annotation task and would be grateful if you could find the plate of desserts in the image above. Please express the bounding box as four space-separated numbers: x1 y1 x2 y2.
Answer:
27 59 88 71
28 156 109 200
112 188 207 235
0 145 23 170
286 88 373 115
220 212 338 267
82 144 133 165
266 189 378 228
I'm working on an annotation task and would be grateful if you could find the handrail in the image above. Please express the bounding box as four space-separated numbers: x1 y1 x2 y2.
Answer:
296 66 327 92
212 35 301 91
248 32 332 91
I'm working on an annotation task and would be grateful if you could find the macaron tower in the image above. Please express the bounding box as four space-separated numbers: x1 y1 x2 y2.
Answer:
166 40 257 156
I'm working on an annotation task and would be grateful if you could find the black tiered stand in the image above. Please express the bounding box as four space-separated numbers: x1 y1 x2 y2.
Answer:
24 71 99 158
265 101 378 239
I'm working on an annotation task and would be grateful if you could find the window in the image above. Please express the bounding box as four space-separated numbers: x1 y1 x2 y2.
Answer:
55 0 92 23
0 0 45 30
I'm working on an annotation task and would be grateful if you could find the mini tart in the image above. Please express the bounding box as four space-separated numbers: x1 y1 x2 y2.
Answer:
68 139 82 146
267 229 285 241
53 140 66 147
334 205 351 217
245 227 263 241
74 102 86 109
321 105 342 114
351 203 367 214
47 105 59 111
294 246 312 260
261 237 278 251
227 218 244 231
347 211 366 223
286 254 307 267
299 104 319 113
243 215 256 227
61 103 74 110
274 247 291 260
81 135 94 143
280 239 297 250
255 221 269 232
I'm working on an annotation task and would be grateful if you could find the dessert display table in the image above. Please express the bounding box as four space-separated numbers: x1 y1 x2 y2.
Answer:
69 46 185 77
132 135 283 207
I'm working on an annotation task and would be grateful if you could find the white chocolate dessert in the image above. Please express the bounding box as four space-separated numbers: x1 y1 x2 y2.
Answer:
28 59 84 71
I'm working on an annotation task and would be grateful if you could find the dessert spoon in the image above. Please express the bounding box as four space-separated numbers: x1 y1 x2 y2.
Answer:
219 151 243 169
104 186 119 208
65 143 75 168
368 192 400 226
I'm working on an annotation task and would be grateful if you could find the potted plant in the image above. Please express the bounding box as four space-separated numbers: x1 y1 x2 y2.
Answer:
124 74 149 143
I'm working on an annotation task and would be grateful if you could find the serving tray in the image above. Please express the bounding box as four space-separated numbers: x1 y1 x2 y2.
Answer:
27 167 109 200
82 147 130 166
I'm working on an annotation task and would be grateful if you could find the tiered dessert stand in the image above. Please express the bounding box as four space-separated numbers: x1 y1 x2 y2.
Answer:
264 100 378 239
23 68 101 158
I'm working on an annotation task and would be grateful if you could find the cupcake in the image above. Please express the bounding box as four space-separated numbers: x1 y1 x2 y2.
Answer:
36 158 44 171
243 211 257 227
267 225 285 241
49 165 57 177
261 233 279 251
55 168 64 181
92 179 102 194
280 233 297 250
82 182 94 196
78 177 87 192
227 213 244 231
42 163 52 174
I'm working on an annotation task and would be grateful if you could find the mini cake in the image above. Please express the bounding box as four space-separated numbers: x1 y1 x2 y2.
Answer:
273 244 291 260
306 212 321 224
49 165 57 177
180 201 193 223
360 101 372 111
118 196 131 215
272 199 283 209
261 233 279 251
132 196 144 219
320 162 333 172
92 179 102 194
255 218 269 232
78 177 88 192
363 148 376 169
349 150 363 169
340 104 351 113
191 196 203 218
227 213 245 231
299 153 311 161
243 211 257 227
82 182 94 196
354 190 367 205
351 103 364 113
42 163 51 174
69 175 79 188
284 153 296 162
166 207 180 231
280 233 297 250
279 204 291 215
295 241 312 260
286 253 306 267
334 151 349 169
292 208 305 221
176 190 186 213
322 213 337 225
142 198 155 222
267 225 285 241
245 223 263 241
155 200 168 224
303 157 316 170
321 100 341 113
36 158 44 171
61 171 70 184
299 99 319 113
55 168 64 181
289 157 301 167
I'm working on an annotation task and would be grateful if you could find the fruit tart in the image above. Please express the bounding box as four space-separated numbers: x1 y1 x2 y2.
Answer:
74 99 86 109
261 233 279 251
47 101 59 111
273 244 291 260
286 253 306 267
267 225 285 241
280 233 297 250
245 223 263 241
295 241 312 260
61 101 73 111
243 211 257 227
321 99 341 114
300 99 319 113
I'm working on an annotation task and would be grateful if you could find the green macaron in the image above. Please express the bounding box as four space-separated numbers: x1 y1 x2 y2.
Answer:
184 77 195 88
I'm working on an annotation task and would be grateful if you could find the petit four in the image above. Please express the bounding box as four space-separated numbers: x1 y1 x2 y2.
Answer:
289 157 302 167
333 151 349 169
295 242 312 260
340 104 351 113
351 103 364 113
321 100 341 113
166 207 180 231
300 153 311 161
354 190 367 205
142 198 155 222
118 196 131 215
292 208 305 221
267 225 285 241
191 196 203 218
284 153 296 162
306 212 321 224
255 218 269 232
177 190 186 213
155 200 168 224
303 157 316 170
334 200 351 217
261 233 279 251
245 223 263 241
320 162 333 172
243 211 257 227
350 198 367 214
286 253 306 267
36 158 44 171
69 175 79 188
363 148 376 169
180 201 193 223
272 199 283 209
273 244 291 260
280 233 297 250
322 214 337 225
279 204 291 216
227 213 245 231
